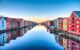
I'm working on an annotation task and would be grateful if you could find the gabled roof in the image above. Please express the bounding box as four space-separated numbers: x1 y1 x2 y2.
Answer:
73 11 80 18
0 16 8 20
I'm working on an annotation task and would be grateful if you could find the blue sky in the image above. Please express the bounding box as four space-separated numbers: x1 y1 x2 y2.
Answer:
0 0 80 19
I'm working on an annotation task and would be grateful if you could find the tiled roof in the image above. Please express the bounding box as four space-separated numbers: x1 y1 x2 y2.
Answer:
74 11 80 18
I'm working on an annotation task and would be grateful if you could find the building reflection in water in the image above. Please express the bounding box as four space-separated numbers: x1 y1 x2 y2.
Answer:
0 25 34 46
0 25 63 50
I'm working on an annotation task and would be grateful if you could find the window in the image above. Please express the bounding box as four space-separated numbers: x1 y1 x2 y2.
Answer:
77 21 79 24
72 25 74 27
72 43 74 45
72 18 74 20
77 25 79 28
76 45 79 48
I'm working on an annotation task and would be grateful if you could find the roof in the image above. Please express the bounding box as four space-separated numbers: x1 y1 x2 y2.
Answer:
0 16 8 20
74 11 80 18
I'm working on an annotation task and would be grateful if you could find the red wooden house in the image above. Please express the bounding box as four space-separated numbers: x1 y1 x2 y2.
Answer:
50 21 54 26
6 17 11 43
10 18 19 40
68 11 80 35
67 39 80 50
17 18 23 37
58 18 63 30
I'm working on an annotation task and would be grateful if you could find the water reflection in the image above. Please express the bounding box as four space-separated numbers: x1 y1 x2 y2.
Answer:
0 25 63 50
0 25 34 46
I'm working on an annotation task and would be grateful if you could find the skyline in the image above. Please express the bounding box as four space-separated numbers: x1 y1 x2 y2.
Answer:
0 0 80 22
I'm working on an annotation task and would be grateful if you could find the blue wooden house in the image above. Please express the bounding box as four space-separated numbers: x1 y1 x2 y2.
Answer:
0 16 7 46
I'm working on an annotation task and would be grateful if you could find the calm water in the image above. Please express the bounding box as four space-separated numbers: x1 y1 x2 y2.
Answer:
0 25 63 50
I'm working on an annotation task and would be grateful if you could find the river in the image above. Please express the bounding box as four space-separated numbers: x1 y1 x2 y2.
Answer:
0 25 63 50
